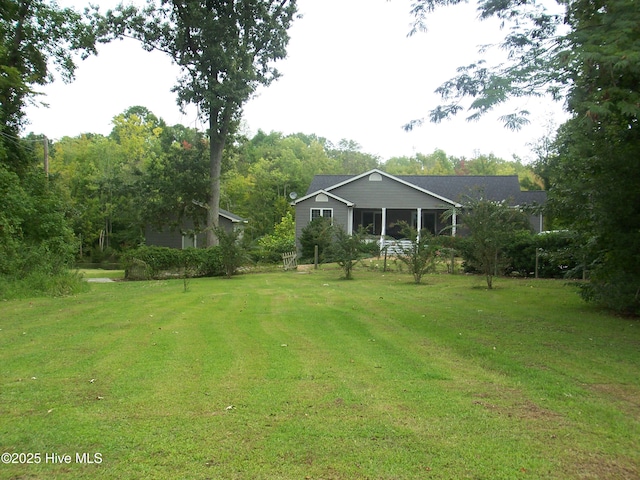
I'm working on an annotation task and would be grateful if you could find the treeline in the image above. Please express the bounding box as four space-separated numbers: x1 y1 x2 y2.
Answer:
41 106 543 259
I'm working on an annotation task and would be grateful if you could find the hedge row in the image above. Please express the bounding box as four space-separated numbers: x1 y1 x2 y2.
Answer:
121 246 225 280
444 230 581 278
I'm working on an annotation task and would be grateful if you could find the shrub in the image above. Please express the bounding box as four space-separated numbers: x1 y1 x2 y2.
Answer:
256 212 296 263
394 222 438 284
503 230 580 278
122 246 225 280
0 270 89 300
213 226 250 278
299 217 333 263
325 226 370 280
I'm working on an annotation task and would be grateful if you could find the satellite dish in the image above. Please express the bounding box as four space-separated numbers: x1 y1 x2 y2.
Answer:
289 192 298 200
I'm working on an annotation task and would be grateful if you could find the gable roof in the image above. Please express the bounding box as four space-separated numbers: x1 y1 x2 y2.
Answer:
307 169 463 206
305 169 545 206
293 189 355 206
220 208 248 223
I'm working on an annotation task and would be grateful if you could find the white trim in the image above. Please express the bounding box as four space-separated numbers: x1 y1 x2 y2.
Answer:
347 207 354 235
320 168 462 208
452 209 457 237
310 208 333 223
381 207 387 241
294 189 354 206
182 233 196 249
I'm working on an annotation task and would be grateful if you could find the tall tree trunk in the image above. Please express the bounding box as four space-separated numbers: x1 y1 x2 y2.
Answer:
206 115 225 247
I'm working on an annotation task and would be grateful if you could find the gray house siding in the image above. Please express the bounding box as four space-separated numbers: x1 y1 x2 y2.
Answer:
330 174 451 210
145 211 245 249
295 170 547 254
295 194 350 249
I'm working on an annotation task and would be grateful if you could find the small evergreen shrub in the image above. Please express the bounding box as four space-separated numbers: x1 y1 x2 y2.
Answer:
299 217 333 263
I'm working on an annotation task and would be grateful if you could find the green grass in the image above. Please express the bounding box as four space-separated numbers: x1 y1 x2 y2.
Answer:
77 269 125 279
1 267 638 479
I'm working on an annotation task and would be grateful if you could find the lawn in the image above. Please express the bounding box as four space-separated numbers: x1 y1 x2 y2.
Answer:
1 267 638 479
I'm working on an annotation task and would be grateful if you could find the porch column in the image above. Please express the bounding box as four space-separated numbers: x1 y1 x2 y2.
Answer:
380 208 387 245
416 208 422 240
347 207 354 235
452 209 457 237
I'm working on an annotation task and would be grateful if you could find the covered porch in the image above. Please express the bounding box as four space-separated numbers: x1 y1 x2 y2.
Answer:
352 207 457 240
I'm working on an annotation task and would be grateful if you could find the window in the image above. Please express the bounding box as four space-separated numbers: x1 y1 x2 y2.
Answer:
182 233 196 249
311 208 333 223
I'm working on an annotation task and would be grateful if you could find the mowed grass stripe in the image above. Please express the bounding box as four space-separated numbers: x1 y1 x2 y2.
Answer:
0 270 638 479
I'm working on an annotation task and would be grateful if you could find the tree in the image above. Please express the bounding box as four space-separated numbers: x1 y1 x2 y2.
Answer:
143 123 211 235
394 222 437 284
447 194 532 289
406 0 569 130
105 1 298 246
325 226 368 280
1 0 100 172
408 0 640 312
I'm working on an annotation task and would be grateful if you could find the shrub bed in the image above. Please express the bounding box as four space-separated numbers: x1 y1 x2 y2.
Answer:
121 246 224 280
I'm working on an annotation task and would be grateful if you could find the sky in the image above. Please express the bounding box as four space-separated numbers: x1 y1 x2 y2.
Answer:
24 0 566 162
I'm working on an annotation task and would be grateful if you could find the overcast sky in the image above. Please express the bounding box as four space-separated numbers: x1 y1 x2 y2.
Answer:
24 0 566 162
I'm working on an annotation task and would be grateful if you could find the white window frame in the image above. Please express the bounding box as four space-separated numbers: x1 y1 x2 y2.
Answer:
182 233 197 249
310 208 333 223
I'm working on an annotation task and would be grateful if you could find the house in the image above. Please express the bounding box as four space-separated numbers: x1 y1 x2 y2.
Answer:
294 169 545 250
145 208 248 249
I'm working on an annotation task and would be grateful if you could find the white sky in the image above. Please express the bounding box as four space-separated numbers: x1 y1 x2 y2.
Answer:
24 0 566 162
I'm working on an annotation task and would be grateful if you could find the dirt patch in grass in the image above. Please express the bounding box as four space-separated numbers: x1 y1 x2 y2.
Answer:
562 452 640 480
587 383 640 420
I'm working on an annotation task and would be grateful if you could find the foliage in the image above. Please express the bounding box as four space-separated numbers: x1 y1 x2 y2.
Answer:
393 222 438 284
406 0 569 129
544 0 640 314
122 246 223 280
325 226 369 280
408 0 640 313
213 226 250 278
382 150 543 190
502 230 581 279
104 0 298 246
256 211 296 263
142 123 211 232
0 0 101 173
298 217 333 263
0 164 77 274
448 194 533 289
0 269 89 300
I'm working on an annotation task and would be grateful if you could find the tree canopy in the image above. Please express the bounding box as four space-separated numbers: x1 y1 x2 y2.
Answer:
103 0 298 246
0 0 100 172
409 0 640 313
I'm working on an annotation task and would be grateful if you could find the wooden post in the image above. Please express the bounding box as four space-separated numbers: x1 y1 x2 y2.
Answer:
314 245 319 269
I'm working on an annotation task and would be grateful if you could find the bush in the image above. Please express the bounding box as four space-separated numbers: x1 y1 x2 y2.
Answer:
213 226 250 278
299 217 334 263
122 246 225 280
504 230 580 278
0 270 89 300
256 212 296 263
325 226 370 279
